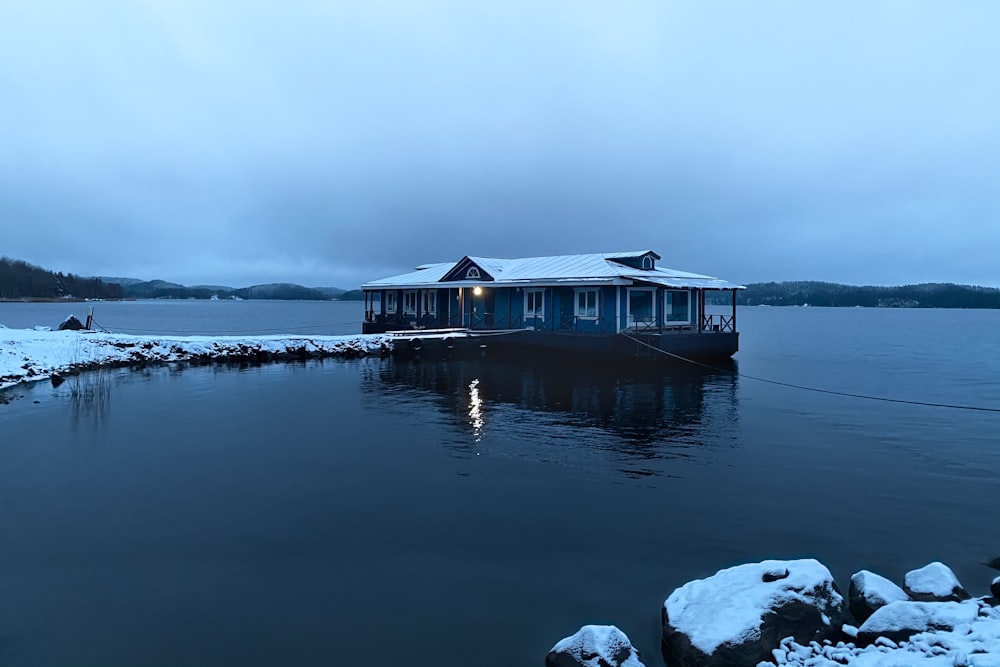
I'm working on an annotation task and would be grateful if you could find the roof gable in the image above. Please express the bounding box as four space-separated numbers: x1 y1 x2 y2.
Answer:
440 256 495 282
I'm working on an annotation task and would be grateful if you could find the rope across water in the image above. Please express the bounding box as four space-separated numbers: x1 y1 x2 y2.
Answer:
621 333 1000 414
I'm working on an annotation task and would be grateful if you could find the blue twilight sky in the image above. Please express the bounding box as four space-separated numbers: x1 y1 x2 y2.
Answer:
1 1 998 289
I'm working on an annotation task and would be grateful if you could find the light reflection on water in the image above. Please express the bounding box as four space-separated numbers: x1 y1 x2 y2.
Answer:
363 356 741 479
468 378 485 443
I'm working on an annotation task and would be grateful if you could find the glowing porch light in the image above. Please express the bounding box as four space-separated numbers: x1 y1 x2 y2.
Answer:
473 286 483 296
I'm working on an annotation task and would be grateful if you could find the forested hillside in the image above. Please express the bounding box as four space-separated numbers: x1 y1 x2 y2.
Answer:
0 257 124 300
706 281 1000 308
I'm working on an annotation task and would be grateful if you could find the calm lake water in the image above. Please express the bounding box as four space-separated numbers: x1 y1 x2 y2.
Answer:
1 301 999 666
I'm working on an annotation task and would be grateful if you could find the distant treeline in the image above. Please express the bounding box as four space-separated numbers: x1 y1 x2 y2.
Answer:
0 257 355 301
114 280 339 301
706 281 1000 309
0 257 124 300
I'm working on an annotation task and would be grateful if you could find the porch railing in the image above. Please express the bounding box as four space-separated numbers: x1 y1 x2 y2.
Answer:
556 316 604 333
700 314 735 333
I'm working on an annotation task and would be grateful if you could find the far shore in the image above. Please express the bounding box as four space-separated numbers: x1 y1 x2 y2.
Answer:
0 297 137 303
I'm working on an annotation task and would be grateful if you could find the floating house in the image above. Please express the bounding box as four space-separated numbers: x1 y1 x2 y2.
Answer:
361 251 744 360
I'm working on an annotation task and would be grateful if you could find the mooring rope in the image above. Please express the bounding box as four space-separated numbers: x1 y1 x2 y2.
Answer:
621 333 1000 414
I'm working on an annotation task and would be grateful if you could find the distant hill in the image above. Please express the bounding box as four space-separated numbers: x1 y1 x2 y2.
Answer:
231 283 328 301
338 289 365 301
706 281 1000 309
314 286 347 299
97 277 337 301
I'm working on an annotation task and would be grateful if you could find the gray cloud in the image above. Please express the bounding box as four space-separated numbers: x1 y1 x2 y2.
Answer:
2 1 998 288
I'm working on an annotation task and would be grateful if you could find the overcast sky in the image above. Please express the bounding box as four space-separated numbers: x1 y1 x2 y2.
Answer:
2 1 998 288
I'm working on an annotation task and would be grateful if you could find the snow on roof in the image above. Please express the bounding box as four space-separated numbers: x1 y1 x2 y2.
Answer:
362 251 743 289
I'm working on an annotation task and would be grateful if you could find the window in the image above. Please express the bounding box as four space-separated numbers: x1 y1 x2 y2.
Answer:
575 289 598 318
524 289 544 320
423 290 437 315
385 291 397 314
641 255 654 270
665 290 690 323
403 290 417 314
628 289 654 327
466 267 481 279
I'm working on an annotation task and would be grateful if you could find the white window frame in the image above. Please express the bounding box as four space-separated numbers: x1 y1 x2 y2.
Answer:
642 255 654 270
627 288 656 328
466 266 481 279
664 289 691 325
524 288 545 322
574 288 599 319
402 290 417 314
385 291 397 314
423 290 437 316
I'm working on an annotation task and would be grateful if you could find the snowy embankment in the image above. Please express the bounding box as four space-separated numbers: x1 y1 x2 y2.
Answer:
0 325 394 391
549 560 1000 667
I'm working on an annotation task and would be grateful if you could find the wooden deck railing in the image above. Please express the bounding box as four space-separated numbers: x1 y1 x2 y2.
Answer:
700 314 735 333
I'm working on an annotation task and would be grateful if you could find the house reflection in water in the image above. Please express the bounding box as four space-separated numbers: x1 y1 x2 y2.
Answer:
362 357 740 477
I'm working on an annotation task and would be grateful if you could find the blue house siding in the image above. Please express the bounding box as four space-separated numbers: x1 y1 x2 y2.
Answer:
359 251 741 358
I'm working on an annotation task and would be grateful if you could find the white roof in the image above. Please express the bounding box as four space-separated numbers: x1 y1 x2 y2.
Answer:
362 251 744 290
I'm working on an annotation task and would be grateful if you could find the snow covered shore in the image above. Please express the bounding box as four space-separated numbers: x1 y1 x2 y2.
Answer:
0 326 394 391
550 560 1000 667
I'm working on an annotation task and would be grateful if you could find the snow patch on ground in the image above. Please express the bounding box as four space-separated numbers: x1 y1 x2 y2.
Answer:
766 601 1000 667
0 327 394 391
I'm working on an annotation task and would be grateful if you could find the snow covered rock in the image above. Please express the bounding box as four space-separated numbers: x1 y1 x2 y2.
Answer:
857 599 981 645
991 576 1000 600
545 625 644 667
903 562 970 602
662 559 847 667
58 315 85 331
848 569 909 623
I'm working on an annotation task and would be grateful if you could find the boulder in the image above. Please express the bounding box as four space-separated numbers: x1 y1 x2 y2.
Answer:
545 625 644 667
58 315 85 331
856 599 981 645
662 559 847 667
848 570 908 623
903 562 970 602
991 576 1000 600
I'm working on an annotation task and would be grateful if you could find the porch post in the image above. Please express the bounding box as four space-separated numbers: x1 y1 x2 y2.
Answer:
732 289 737 331
658 287 663 334
698 290 704 332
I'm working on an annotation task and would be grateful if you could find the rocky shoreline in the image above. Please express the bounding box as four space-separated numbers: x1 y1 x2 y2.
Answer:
0 326 394 393
547 559 1000 667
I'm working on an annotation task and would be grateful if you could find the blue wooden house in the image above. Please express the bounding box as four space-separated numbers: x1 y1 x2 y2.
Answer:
361 250 744 359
